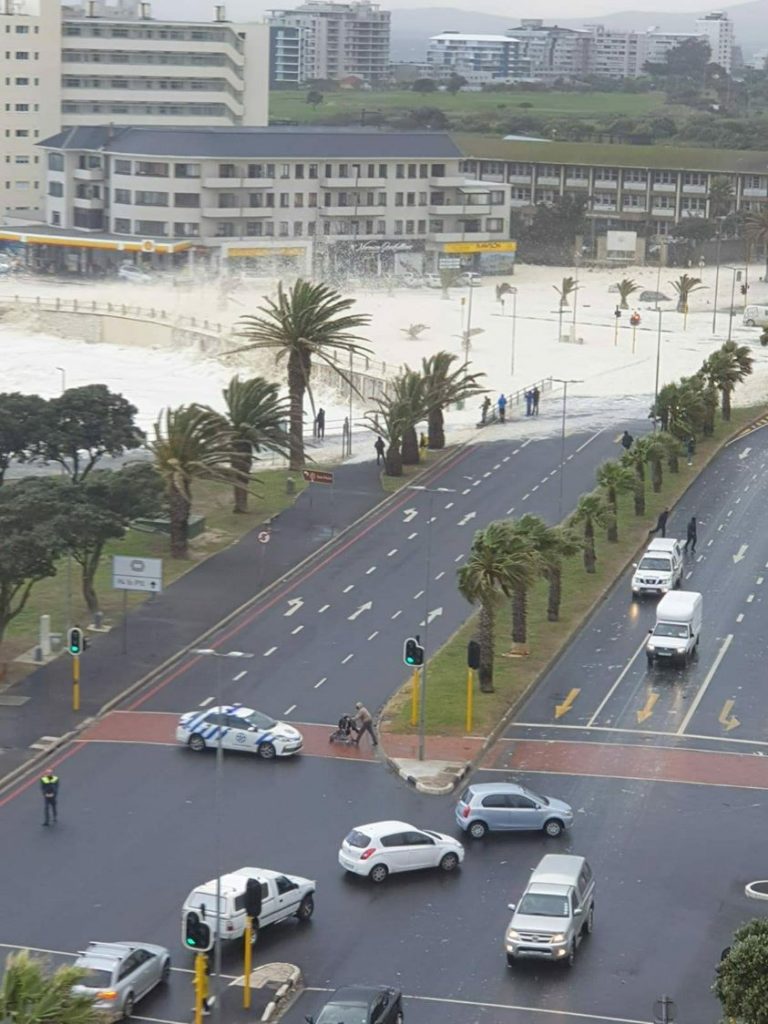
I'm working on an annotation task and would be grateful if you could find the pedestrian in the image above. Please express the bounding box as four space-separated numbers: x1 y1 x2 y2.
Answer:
524 389 533 416
374 436 385 465
498 393 507 424
684 515 697 554
686 436 695 466
419 432 428 450
648 507 670 539
40 768 59 826
480 395 491 425
315 407 325 439
620 430 634 451
532 386 540 415
353 702 378 746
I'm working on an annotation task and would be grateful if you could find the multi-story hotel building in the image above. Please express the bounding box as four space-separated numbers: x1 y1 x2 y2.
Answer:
426 32 528 85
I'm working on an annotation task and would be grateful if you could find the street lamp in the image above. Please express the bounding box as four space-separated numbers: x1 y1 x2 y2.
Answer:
724 265 741 343
191 648 255 1020
508 286 518 375
551 379 582 522
653 309 664 432
408 485 456 761
712 215 727 334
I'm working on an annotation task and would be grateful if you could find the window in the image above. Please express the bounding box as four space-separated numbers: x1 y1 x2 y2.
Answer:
15 103 28 111
75 183 100 199
419 164 428 179
48 153 64 171
376 219 385 234
114 218 131 233
406 193 415 207
136 161 168 177
218 163 237 178
683 172 707 186
249 193 264 208
293 221 303 236
48 181 63 197
174 163 200 178
490 190 504 204
279 221 289 236
279 194 289 208
135 219 167 235
15 77 29 85
378 164 387 178
73 208 103 229
430 163 445 177
280 163 290 179
481 793 508 808
114 159 131 174
394 219 403 235
395 193 403 207
174 193 199 208
308 193 317 208
417 219 425 233
245 221 263 236
308 163 318 179
14 129 28 137
486 217 504 232
295 164 304 179
338 163 349 178
380 833 406 848
396 164 404 179
653 171 675 185
15 51 29 59
405 219 415 234
624 169 646 183
135 191 168 206
215 222 234 236
218 193 237 208
294 193 303 207
173 222 199 236
15 155 29 164
114 188 131 203
407 164 417 179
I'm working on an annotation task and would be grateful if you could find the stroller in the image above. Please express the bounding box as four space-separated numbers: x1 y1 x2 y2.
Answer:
329 713 357 746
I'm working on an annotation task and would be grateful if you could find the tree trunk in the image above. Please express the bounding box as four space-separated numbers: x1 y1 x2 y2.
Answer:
633 479 645 516
667 450 679 473
287 350 308 470
169 482 191 559
231 444 252 514
384 442 403 477
659 406 669 431
477 605 495 693
584 522 596 573
511 585 527 645
82 571 99 616
607 490 618 542
721 386 732 421
428 408 444 450
703 402 715 436
401 425 419 465
651 457 662 493
620 296 628 309
546 566 562 622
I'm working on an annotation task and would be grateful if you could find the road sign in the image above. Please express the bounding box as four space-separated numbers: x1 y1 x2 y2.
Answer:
258 531 271 544
112 555 163 594
302 469 334 485
438 258 461 269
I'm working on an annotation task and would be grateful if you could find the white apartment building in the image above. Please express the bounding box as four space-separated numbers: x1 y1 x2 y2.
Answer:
1 0 61 223
695 11 734 73
508 21 591 81
61 2 269 127
426 32 528 84
32 126 511 276
268 1 390 85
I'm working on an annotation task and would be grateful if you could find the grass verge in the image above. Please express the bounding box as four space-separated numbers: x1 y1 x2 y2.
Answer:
379 447 451 495
383 406 764 737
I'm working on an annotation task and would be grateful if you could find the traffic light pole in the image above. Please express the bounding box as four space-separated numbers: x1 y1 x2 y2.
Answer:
193 953 208 1024
72 654 80 712
409 667 420 727
465 667 474 733
242 917 253 1009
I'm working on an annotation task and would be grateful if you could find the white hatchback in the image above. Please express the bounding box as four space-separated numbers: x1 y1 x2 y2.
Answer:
339 820 464 883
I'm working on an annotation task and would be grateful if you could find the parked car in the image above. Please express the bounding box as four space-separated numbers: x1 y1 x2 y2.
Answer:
743 304 768 327
72 941 171 1021
117 264 153 284
424 273 442 288
457 271 481 287
339 820 464 883
176 704 303 759
306 985 403 1024
639 290 670 303
455 782 574 839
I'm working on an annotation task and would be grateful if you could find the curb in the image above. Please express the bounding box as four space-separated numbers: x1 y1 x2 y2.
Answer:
386 756 472 795
257 964 302 1023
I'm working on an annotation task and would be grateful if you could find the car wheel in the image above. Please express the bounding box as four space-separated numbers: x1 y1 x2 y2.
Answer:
746 319 756 326
296 894 314 921
188 734 206 752
586 904 594 935
506 954 516 968
567 941 577 967
369 863 389 883
440 852 460 872
258 741 276 760
469 820 487 840
161 959 171 984
544 819 564 838
122 994 135 1019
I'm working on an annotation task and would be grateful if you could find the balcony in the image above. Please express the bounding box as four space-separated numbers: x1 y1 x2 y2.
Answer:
73 167 104 181
593 178 618 189
565 178 589 187
622 179 647 190
622 203 647 213
510 196 533 207
319 205 386 217
319 176 372 189
428 204 491 216
536 175 561 186
744 186 768 198
508 174 532 184
682 184 706 194
651 206 676 216
651 182 676 193
202 176 275 189
72 196 104 209
427 231 503 244
200 206 247 218
429 176 472 188
593 203 617 212
680 208 706 218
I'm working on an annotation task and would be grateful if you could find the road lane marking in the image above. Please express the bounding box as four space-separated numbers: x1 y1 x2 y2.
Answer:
567 453 574 461
719 699 740 732
503 455 510 462
314 677 326 688
263 646 277 657
444 502 454 509
343 584 354 593
458 511 477 526
493 463 501 470
521 439 531 448
636 692 659 724
414 590 424 600
554 688 580 719
575 429 604 453
428 516 437 523
367 631 378 641
505 721 768 750
737 613 744 622
757 576 764 585
318 604 330 613
696 555 703 562
587 634 650 727
727 510 733 517
717 524 724 531
387 549 397 557
549 469 558 477
473 479 481 487
405 992 648 1024
532 484 539 492
747 594 755 603
283 704 296 715
507 507 515 515
341 653 354 665
512 448 520 455
434 571 445 580
462 487 471 494
540 477 548 485
685 571 693 579
391 610 402 619
365 565 377 574
522 492 530 501
677 633 734 735
232 671 247 682
198 696 214 706
483 471 491 478
291 625 304 635
408 531 418 539
454 553 464 562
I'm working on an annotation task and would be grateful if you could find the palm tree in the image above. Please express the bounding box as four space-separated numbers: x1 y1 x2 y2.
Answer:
149 405 240 558
391 369 426 465
651 378 706 439
366 391 408 477
569 494 611 574
596 461 634 541
498 520 543 654
421 351 486 449
553 276 578 308
670 273 705 313
615 278 639 310
702 341 754 421
235 280 371 470
694 372 718 436
709 175 734 219
0 949 101 1024
657 431 684 473
457 522 516 692
514 514 581 621
621 445 647 516
745 209 768 278
199 376 290 513
636 435 666 493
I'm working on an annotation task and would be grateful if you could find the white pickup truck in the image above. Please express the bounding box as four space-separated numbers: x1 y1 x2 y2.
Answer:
182 866 315 946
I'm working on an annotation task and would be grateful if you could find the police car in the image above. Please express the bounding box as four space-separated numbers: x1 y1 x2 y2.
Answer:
176 705 303 759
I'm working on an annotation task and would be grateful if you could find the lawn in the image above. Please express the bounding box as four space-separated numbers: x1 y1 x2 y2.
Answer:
269 88 667 125
382 405 764 738
378 446 448 495
0 469 307 679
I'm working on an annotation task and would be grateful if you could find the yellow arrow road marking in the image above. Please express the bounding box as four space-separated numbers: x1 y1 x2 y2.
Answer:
718 699 740 732
554 688 580 719
636 692 659 724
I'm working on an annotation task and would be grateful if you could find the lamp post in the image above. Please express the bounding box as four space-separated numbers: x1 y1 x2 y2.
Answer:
653 309 664 431
191 648 255 1021
551 379 582 522
712 215 726 334
408 485 456 761
508 286 518 375
724 266 740 343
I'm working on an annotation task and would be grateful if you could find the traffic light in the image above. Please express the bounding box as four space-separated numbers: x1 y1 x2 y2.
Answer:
403 637 424 667
244 878 262 920
467 640 481 670
67 627 83 656
184 911 213 951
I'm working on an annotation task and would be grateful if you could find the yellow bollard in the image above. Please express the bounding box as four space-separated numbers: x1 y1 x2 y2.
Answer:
410 667 420 727
465 668 474 734
243 917 252 1008
193 953 207 1024
72 654 80 712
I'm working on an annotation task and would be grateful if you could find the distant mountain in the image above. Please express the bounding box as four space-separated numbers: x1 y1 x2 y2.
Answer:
390 0 766 60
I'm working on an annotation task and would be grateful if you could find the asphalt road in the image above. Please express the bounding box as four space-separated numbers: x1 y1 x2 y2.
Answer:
509 430 768 747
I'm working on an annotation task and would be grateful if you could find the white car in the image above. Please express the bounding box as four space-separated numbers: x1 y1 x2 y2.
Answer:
176 704 303 759
457 271 481 287
117 264 153 284
424 273 442 288
339 820 464 883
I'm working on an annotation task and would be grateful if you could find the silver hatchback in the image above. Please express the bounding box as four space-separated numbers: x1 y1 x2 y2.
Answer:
456 782 574 839
72 941 171 1021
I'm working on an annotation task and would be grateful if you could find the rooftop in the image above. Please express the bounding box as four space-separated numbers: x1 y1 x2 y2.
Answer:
430 33 520 43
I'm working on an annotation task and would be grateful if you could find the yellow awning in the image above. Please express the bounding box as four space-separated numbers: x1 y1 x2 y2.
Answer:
0 230 191 254
443 240 518 254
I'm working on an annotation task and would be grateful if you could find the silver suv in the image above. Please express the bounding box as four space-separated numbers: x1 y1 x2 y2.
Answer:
455 782 573 839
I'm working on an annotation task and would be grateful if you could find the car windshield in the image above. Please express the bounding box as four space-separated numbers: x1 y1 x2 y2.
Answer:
654 623 688 638
243 710 276 730
522 788 548 806
422 829 443 840
77 968 113 988
639 557 672 572
316 1001 369 1024
345 829 371 849
517 893 570 917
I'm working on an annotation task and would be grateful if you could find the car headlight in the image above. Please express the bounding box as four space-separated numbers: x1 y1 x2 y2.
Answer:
647 644 656 651
551 933 566 943
506 929 520 940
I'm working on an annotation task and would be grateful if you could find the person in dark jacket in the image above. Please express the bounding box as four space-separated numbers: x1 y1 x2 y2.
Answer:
621 430 634 450
648 507 670 538
532 386 540 415
40 769 59 826
684 515 697 554
315 407 325 439
374 436 385 465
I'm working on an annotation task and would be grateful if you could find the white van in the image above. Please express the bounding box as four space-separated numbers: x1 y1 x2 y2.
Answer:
631 538 684 597
743 305 768 327
646 590 703 667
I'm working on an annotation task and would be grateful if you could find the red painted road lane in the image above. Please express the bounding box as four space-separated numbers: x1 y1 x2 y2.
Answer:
487 737 768 790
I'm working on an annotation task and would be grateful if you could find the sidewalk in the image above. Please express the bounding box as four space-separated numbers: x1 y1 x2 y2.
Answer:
0 459 386 782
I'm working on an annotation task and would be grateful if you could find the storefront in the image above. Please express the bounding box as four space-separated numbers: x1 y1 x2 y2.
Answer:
324 239 426 279
434 239 518 275
222 243 311 278
0 228 192 276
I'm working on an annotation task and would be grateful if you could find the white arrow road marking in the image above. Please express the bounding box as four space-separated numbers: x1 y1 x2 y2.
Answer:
348 601 373 621
458 511 477 526
284 598 304 616
403 508 418 523
733 544 749 563
427 607 443 624
738 447 752 460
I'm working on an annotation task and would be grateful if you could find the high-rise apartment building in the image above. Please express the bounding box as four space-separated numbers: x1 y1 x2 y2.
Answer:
696 11 734 73
268 1 390 86
1 0 61 223
426 32 528 84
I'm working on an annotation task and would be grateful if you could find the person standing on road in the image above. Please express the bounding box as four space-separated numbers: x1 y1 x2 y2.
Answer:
621 430 634 450
40 768 59 826
648 507 670 539
532 386 540 415
497 393 507 423
524 389 533 416
315 407 325 439
684 515 697 554
374 436 385 465
353 702 378 747
686 436 695 466
480 396 491 425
